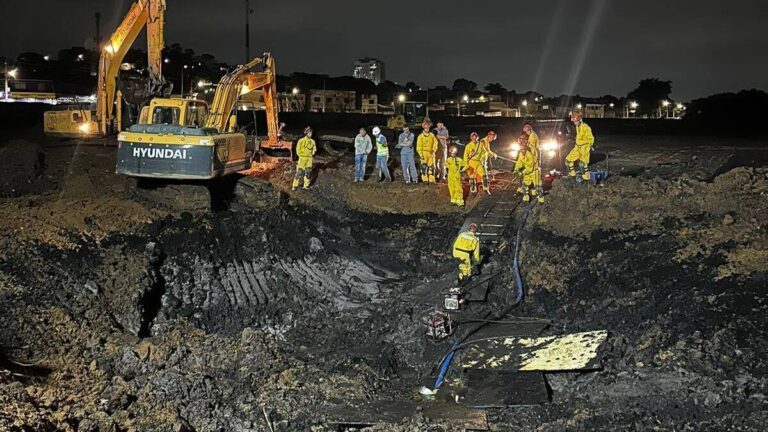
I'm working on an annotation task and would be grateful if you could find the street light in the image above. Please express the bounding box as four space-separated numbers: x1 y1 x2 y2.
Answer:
522 100 528 106
3 62 18 101
181 65 188 97
292 87 300 95
576 103 582 109
398 94 406 103
462 95 469 102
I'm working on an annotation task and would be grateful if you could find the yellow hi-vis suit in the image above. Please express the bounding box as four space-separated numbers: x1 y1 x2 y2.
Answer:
566 122 594 180
463 140 486 194
293 136 316 189
416 132 438 183
452 230 481 281
446 156 467 206
479 137 497 194
515 149 544 203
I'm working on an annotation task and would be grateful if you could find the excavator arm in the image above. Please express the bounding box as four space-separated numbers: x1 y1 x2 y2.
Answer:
205 53 289 150
98 0 166 135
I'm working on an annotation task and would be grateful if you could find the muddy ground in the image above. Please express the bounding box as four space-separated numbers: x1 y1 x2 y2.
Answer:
1 128 767 431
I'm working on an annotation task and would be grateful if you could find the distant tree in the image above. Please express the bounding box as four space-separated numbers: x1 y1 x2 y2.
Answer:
452 78 477 93
405 81 419 92
684 89 767 136
627 78 672 117
484 82 507 96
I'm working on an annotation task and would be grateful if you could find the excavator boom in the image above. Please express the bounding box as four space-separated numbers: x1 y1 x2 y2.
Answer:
205 53 288 150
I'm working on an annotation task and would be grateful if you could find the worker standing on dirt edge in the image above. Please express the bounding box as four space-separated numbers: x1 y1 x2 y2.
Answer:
523 123 542 194
397 126 417 183
293 127 317 191
416 121 438 183
514 134 544 203
446 145 467 207
373 126 392 182
479 131 498 195
566 112 595 181
463 132 484 196
435 122 450 182
452 223 481 282
353 127 372 182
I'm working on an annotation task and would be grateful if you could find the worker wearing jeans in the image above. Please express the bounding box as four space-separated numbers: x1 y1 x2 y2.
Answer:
373 126 392 182
353 128 372 182
397 126 417 183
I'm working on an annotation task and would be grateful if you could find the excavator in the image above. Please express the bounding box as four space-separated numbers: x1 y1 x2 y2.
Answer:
43 0 168 138
115 53 292 179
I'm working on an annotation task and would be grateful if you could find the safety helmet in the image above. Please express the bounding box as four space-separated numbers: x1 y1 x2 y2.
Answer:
468 223 478 232
523 123 533 134
304 126 313 135
373 126 381 135
449 145 459 156
470 132 479 140
487 131 497 140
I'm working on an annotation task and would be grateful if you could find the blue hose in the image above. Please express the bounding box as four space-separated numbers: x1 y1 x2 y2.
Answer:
431 201 537 392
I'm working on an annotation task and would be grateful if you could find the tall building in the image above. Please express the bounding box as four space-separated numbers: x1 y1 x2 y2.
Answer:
353 58 385 85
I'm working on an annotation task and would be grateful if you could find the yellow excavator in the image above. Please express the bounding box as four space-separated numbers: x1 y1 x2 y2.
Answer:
43 0 167 138
115 53 292 180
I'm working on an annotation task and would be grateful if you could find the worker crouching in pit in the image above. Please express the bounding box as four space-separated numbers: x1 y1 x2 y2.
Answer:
452 223 481 283
293 126 317 191
514 134 544 203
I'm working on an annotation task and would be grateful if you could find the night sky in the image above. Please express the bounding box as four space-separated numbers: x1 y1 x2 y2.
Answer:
1 0 767 100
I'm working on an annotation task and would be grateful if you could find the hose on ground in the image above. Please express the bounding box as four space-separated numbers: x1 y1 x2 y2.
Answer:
431 201 537 391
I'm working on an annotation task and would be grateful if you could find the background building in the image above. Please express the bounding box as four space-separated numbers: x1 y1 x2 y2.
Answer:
352 58 385 85
308 89 356 113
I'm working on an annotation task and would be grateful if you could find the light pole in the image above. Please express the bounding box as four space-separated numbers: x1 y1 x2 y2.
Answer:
4 62 18 102
397 94 406 115
661 100 670 119
181 65 189 97
522 99 528 117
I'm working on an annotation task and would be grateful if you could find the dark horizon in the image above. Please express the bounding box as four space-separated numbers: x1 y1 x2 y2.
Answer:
1 0 767 101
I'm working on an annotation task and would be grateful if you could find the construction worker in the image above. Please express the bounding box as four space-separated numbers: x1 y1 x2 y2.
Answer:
523 123 539 157
452 223 481 282
523 123 542 192
435 121 450 181
514 134 544 203
463 132 485 195
293 126 317 190
446 145 467 207
373 126 392 182
565 112 595 181
416 121 438 183
397 126 418 183
479 131 498 195
353 127 372 182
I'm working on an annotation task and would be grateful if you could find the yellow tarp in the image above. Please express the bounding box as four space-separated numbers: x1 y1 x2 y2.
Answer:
461 330 608 371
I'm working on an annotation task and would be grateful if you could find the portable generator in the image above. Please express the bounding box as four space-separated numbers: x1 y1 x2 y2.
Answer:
426 311 454 341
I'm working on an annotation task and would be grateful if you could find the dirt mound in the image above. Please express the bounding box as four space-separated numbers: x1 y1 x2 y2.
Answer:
0 140 46 197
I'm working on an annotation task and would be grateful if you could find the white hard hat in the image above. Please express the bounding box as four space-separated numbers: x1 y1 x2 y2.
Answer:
372 126 381 135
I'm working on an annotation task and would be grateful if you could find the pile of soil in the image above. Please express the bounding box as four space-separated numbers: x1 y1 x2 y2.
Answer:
0 140 46 197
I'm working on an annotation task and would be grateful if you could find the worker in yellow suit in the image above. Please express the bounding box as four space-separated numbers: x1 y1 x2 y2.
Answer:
523 123 541 191
565 112 595 181
416 121 439 183
463 132 485 195
452 223 481 282
446 145 467 207
292 126 317 190
514 134 544 203
479 131 498 195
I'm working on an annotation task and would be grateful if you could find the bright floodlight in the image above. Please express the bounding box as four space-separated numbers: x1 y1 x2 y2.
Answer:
662 100 670 107
164 58 170 64
78 123 91 133
462 95 469 102
398 94 406 102
630 101 639 109
43 55 50 61
77 54 85 61
8 69 18 78
198 80 206 88
676 103 684 110
542 140 558 152
576 103 582 109
292 87 300 95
